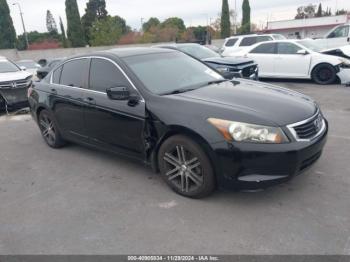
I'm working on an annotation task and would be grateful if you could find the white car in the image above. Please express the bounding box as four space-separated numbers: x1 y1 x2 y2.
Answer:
314 23 350 50
221 34 286 56
227 39 350 85
0 56 32 112
16 60 41 81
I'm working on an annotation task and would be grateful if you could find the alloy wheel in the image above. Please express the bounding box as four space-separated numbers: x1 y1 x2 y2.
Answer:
163 145 204 193
39 114 56 146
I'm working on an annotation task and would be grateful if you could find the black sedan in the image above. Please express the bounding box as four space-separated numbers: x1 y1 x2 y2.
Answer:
28 48 328 198
154 43 258 80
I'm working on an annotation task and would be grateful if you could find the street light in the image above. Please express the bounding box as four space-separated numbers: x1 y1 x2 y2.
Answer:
13 2 29 49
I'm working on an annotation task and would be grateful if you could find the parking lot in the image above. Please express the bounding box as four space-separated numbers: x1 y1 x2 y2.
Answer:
0 80 349 255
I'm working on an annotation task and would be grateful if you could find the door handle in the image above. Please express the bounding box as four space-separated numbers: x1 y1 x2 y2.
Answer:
50 88 57 95
83 97 96 105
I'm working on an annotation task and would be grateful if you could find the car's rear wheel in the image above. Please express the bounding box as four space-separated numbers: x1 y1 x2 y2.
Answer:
312 64 337 85
158 135 215 198
38 110 66 148
0 95 5 112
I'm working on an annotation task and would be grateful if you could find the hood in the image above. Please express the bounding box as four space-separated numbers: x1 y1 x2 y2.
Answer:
202 56 254 66
321 45 350 59
176 80 317 126
0 71 32 82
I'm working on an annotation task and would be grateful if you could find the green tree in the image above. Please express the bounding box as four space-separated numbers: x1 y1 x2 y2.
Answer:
221 0 231 38
143 17 160 32
89 16 125 46
65 0 86 47
0 0 16 49
316 3 323 17
81 0 108 44
46 10 58 34
16 31 61 50
59 17 68 48
335 9 347 15
161 17 186 32
241 0 251 34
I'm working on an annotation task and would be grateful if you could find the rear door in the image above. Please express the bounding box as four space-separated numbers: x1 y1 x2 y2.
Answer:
83 57 146 159
274 42 311 78
247 42 276 76
50 58 89 141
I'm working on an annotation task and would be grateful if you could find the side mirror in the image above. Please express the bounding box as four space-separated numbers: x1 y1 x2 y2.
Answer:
297 49 308 55
20 66 26 71
106 86 130 100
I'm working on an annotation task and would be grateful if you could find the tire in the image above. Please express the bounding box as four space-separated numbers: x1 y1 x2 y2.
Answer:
158 135 215 198
311 64 337 85
38 109 66 148
0 95 5 112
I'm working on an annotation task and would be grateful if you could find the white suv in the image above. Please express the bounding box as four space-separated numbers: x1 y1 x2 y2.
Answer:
0 56 32 112
221 34 286 56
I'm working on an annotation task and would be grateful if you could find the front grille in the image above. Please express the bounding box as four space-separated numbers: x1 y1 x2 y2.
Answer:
0 79 30 89
299 151 322 171
291 113 324 140
242 65 257 77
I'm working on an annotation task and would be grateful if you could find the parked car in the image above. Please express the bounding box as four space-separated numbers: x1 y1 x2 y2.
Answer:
154 43 258 80
36 58 64 80
28 48 328 198
228 39 350 85
0 56 32 112
16 60 41 81
313 23 350 50
221 34 286 56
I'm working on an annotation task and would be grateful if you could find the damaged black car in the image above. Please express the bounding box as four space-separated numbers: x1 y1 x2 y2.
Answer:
28 48 328 198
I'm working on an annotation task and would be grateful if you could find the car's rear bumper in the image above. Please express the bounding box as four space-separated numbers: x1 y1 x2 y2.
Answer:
210 122 328 190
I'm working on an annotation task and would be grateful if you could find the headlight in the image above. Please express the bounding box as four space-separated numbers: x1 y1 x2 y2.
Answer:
25 75 33 85
216 67 230 73
208 118 289 144
339 58 350 68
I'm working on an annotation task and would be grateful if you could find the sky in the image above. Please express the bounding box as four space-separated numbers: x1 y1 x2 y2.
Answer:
8 0 350 35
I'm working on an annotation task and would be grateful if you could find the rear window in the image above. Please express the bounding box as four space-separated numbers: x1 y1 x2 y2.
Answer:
225 38 238 47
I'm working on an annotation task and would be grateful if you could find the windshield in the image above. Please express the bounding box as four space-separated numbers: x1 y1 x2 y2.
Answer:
17 61 40 69
0 60 20 73
297 40 324 52
123 51 224 95
177 45 220 59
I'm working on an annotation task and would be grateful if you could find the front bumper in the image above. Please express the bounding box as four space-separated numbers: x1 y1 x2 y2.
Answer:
0 87 29 109
211 121 328 190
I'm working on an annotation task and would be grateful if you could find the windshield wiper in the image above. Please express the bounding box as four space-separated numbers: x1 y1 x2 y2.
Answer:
161 88 198 96
198 79 229 88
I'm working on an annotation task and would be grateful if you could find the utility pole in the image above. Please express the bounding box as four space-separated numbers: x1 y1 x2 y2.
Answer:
13 2 29 49
234 0 237 34
140 17 144 34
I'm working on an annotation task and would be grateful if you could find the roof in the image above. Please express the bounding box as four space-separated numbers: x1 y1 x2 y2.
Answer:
107 47 175 58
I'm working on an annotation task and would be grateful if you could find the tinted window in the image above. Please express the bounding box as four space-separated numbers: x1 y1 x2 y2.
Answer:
89 58 130 93
123 52 224 95
240 36 257 46
250 43 276 54
277 43 303 54
60 59 88 88
52 66 63 84
225 38 238 47
177 44 220 59
257 36 273 43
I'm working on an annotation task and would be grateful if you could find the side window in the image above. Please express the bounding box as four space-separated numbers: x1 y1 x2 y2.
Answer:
240 36 257 46
60 59 89 88
328 26 349 38
250 43 276 54
89 58 130 93
277 43 303 54
257 36 273 43
225 38 238 47
52 66 62 84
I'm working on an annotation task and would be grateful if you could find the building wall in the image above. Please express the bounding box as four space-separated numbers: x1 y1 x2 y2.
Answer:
0 39 225 62
266 14 350 39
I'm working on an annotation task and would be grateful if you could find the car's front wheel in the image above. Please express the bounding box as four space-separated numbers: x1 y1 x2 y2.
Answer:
312 63 337 85
38 110 66 148
158 135 215 198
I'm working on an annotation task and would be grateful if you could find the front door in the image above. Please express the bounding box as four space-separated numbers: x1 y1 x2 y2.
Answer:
83 57 146 159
